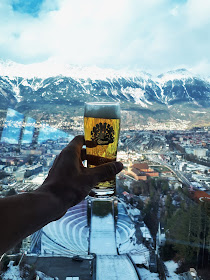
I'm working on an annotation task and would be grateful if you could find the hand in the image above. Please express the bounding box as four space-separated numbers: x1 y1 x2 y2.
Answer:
39 135 123 216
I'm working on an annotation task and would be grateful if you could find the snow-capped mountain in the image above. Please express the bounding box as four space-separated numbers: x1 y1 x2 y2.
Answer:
0 61 209 117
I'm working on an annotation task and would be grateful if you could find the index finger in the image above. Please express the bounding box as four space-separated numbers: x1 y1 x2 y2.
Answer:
66 135 85 154
88 161 123 183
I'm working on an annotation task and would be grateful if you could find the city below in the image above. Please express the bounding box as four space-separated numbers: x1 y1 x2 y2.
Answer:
0 109 209 280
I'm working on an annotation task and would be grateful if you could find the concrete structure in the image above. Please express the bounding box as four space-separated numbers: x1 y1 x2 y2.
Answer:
193 148 207 158
156 222 166 249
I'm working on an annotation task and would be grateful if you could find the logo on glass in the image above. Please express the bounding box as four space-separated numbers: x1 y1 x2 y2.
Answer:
91 122 115 145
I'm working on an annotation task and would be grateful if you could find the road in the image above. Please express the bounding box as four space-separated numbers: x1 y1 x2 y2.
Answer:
147 155 192 187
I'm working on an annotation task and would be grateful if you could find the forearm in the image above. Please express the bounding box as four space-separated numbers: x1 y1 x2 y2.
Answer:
0 189 65 255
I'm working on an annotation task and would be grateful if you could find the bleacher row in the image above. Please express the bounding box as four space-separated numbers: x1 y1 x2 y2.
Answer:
41 200 137 255
41 200 89 255
117 219 134 242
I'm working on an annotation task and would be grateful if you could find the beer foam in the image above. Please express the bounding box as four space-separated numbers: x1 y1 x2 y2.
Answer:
84 102 120 119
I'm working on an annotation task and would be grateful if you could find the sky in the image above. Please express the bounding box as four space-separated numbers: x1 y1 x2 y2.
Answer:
0 0 209 75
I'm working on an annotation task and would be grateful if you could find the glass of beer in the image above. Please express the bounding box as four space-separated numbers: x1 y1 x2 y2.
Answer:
84 102 121 197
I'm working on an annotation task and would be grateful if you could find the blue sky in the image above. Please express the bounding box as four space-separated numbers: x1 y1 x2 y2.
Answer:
0 0 209 75
12 0 44 16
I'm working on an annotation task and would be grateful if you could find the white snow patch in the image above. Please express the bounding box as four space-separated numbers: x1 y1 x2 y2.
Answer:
43 83 50 88
13 85 22 102
111 89 119 96
164 260 179 279
31 173 47 185
192 111 206 114
97 255 139 280
90 213 117 255
140 223 153 241
121 87 148 107
54 79 64 85
36 271 55 280
130 251 149 266
157 69 194 84
138 267 159 280
145 99 153 105
1 262 22 280
21 79 30 87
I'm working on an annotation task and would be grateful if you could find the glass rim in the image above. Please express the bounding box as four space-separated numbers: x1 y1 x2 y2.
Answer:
84 101 121 119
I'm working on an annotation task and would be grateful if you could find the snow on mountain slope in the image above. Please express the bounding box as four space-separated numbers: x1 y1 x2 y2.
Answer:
0 60 209 108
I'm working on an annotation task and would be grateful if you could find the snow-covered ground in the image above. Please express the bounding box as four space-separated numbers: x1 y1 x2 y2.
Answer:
96 255 139 280
36 271 55 280
31 173 47 185
1 264 55 280
130 251 149 267
116 202 150 263
165 260 179 280
138 267 159 280
1 262 22 280
90 213 117 255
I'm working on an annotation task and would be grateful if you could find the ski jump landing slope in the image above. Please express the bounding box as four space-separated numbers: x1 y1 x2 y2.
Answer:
89 199 117 255
89 199 140 280
96 255 139 280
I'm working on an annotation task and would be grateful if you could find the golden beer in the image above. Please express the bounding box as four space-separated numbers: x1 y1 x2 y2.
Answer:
84 102 121 196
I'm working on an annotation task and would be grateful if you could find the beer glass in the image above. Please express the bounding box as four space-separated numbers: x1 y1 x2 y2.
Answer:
84 102 121 197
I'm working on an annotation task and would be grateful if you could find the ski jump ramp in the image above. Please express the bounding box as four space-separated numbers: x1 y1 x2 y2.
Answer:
89 199 140 280
90 211 117 255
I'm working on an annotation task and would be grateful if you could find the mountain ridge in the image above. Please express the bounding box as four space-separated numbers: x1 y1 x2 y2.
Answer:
0 61 209 128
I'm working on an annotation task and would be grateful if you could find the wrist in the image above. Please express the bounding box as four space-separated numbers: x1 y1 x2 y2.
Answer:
35 183 67 221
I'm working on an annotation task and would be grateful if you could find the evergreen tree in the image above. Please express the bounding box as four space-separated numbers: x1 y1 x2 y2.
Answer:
166 203 210 266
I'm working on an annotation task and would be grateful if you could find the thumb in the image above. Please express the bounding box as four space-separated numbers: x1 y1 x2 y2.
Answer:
88 161 123 184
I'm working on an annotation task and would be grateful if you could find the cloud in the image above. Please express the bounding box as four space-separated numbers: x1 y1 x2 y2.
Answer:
185 0 210 28
0 0 209 75
191 60 210 77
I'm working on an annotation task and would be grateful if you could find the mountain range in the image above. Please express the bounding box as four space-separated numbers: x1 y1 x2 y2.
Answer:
0 61 209 128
